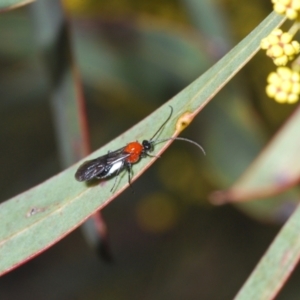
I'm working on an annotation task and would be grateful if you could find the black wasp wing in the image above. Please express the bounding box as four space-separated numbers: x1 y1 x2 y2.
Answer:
75 146 129 182
75 157 107 182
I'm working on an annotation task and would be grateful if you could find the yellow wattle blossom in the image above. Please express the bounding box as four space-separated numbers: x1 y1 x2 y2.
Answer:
266 67 300 103
260 29 300 66
272 0 300 20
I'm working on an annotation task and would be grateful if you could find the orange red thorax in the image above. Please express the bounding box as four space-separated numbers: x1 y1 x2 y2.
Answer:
124 142 144 163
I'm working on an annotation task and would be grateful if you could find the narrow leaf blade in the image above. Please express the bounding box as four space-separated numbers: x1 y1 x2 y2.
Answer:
0 12 285 275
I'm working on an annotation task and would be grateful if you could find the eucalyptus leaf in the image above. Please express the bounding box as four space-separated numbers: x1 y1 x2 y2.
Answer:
0 11 285 276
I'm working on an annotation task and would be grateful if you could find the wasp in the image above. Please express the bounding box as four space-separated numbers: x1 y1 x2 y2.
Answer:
75 106 205 191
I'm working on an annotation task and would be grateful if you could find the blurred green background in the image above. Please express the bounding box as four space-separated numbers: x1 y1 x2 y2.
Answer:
1 0 300 299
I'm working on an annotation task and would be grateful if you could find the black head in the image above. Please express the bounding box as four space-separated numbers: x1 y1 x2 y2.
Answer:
142 140 153 153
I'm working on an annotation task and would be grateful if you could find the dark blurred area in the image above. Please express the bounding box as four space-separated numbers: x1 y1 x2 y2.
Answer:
0 0 299 299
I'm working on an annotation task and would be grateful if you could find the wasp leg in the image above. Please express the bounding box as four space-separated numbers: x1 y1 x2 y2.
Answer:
125 163 135 193
146 153 160 159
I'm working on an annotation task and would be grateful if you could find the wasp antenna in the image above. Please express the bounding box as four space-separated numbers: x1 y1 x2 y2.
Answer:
149 106 173 141
153 137 206 155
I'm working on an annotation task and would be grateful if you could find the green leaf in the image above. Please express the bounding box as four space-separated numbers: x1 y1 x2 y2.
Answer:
0 12 285 275
235 203 300 300
0 0 34 11
220 105 300 201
